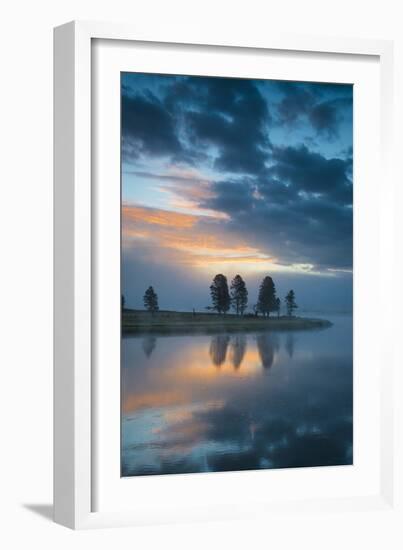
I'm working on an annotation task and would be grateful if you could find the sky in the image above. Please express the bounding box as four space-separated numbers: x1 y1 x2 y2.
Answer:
121 73 353 313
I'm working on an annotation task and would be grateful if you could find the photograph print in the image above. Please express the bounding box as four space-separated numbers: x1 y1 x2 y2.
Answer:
121 72 353 476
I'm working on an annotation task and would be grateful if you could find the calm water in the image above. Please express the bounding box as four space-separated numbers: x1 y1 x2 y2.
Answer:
121 315 353 476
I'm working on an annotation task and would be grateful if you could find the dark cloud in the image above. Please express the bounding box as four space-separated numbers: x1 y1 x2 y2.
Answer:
256 177 298 204
186 111 269 174
121 91 184 160
122 75 352 174
205 179 255 212
165 76 269 121
199 145 352 270
276 82 316 125
218 198 352 270
122 76 271 171
183 78 271 175
309 97 352 138
275 82 352 138
270 145 352 204
121 74 353 272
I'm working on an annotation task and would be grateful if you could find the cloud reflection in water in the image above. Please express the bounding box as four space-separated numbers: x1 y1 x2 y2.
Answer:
122 315 352 476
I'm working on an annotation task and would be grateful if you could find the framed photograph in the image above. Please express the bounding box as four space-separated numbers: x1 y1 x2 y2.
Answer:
54 21 397 529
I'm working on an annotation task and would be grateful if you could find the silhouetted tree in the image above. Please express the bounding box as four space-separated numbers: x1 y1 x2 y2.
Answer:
210 274 230 314
230 274 248 315
257 276 277 317
274 297 281 318
285 289 298 316
209 334 230 367
143 286 159 315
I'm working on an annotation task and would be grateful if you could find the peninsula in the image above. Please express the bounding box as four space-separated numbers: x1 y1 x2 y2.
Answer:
122 309 332 335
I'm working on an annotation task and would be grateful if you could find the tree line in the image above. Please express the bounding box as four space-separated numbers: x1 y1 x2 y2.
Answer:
209 273 297 317
131 274 298 317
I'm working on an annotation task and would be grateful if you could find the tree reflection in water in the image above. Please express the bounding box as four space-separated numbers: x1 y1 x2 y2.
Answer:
142 335 157 358
230 334 247 369
285 333 295 359
209 334 230 367
256 332 279 369
122 315 353 476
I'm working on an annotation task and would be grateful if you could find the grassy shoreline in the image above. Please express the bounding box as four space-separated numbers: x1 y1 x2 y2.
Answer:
122 309 332 335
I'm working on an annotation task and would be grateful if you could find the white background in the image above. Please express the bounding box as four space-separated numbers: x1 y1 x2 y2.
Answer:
0 0 402 548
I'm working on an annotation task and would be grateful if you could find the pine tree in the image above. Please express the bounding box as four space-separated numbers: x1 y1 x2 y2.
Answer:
143 286 159 315
230 274 248 315
209 274 230 314
285 289 298 317
257 276 277 317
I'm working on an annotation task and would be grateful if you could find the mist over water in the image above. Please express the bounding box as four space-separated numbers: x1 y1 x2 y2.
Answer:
121 314 353 476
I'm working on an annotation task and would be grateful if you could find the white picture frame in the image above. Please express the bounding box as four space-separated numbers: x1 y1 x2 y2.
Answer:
54 20 398 529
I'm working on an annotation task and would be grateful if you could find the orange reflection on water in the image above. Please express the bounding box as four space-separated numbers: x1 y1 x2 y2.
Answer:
122 334 280 415
122 388 188 414
158 335 278 382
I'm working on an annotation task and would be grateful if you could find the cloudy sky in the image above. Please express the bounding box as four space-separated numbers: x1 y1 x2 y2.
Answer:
121 73 353 313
